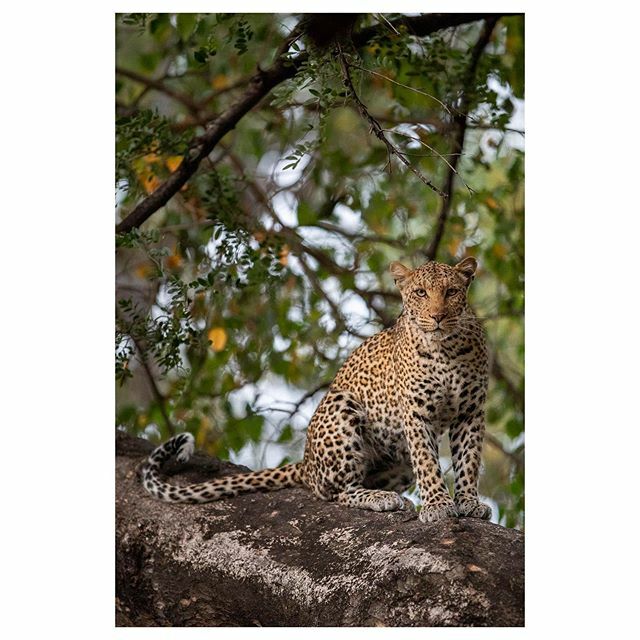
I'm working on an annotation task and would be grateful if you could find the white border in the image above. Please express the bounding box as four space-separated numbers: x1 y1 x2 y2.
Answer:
5 2 639 638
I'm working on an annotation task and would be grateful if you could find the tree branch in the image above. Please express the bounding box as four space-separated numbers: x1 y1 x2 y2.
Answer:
116 66 201 115
425 16 500 261
352 13 512 48
490 355 524 414
118 314 177 437
117 432 524 626
485 432 523 472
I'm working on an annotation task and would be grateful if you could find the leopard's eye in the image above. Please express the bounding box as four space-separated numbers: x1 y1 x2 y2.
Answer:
445 288 459 298
415 288 427 298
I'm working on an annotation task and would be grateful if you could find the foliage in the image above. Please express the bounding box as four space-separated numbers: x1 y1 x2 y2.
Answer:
115 13 525 528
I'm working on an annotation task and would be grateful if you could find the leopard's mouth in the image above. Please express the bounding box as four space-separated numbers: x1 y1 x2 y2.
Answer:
421 325 446 339
416 317 456 337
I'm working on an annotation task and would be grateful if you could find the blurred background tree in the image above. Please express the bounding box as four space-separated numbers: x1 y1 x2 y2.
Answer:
116 13 524 528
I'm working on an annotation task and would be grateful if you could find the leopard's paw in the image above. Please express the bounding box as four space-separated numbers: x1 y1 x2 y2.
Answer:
456 498 492 520
369 491 409 512
418 502 458 524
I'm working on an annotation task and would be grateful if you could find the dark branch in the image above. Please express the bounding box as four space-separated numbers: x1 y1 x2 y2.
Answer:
116 432 524 627
491 355 524 414
116 66 200 114
116 62 296 234
352 13 510 47
425 17 500 261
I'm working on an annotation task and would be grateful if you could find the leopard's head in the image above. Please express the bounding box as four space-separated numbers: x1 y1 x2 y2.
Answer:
390 258 477 336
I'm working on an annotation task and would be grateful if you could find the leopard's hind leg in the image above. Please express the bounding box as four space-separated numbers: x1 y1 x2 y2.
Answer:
363 463 414 493
302 391 412 513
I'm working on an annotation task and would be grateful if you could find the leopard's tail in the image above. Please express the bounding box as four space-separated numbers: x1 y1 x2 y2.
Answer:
140 433 303 503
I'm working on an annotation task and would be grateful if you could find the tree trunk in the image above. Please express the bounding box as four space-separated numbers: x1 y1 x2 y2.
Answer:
116 432 524 627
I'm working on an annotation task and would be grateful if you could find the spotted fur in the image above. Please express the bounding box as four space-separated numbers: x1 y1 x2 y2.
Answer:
141 258 491 523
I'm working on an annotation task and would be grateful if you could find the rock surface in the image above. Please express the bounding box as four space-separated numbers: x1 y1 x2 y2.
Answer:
116 432 524 627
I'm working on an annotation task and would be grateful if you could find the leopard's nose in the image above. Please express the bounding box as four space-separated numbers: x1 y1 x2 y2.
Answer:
430 313 446 324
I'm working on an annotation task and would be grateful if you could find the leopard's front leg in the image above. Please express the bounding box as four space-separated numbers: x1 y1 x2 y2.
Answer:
450 414 492 520
402 408 457 523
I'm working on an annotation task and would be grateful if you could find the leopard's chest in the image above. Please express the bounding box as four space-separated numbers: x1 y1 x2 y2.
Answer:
408 343 486 425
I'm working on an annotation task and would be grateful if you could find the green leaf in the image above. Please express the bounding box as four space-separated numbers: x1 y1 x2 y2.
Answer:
505 417 523 438
176 14 198 41
193 48 208 64
244 414 264 443
297 202 317 226
277 424 293 443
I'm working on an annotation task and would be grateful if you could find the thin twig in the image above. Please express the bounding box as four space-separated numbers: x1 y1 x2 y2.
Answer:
490 356 524 414
297 252 369 341
125 331 177 437
375 13 401 35
349 63 453 116
485 432 524 472
313 220 402 246
381 127 474 193
116 66 201 115
284 382 331 417
337 47 447 198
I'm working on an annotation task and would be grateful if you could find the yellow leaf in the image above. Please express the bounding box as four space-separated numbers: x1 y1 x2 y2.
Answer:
208 327 227 352
142 172 161 194
279 244 290 266
166 253 183 270
465 246 479 258
142 152 161 165
165 156 183 173
135 264 153 279
131 157 147 173
492 243 508 259
447 238 461 257
196 415 212 448
212 74 228 90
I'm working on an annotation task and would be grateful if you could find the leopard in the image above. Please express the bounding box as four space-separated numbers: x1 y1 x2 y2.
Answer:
140 257 492 523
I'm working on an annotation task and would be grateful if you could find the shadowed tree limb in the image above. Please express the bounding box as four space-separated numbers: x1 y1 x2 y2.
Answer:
116 432 524 626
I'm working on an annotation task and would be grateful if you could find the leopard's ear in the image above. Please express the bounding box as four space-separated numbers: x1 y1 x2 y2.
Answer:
390 261 412 286
454 257 477 284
